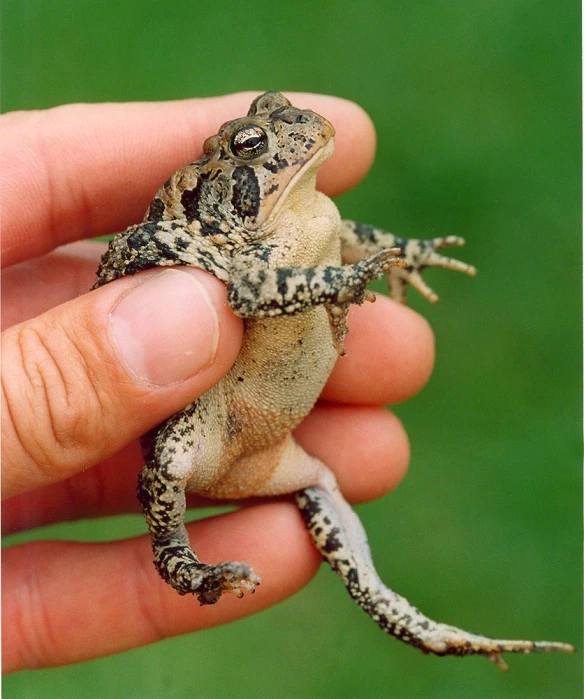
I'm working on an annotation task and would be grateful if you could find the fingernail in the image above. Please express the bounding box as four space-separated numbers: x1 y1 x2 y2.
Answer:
110 269 219 385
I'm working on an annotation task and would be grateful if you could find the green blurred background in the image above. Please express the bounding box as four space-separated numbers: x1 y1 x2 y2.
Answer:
2 1 580 697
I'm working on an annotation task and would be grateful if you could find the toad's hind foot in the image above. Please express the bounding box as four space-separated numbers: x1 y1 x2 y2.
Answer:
296 470 574 668
153 540 260 605
362 593 575 670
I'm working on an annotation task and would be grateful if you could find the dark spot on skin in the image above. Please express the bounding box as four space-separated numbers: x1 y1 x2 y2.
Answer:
263 161 279 174
180 174 208 222
245 244 272 263
181 182 203 221
231 166 260 220
275 268 295 297
346 567 360 585
263 153 290 174
146 197 166 222
153 236 180 261
126 225 155 250
174 237 190 251
296 492 322 525
191 247 227 275
200 218 226 237
322 528 343 553
352 223 407 251
352 222 377 243
323 267 335 285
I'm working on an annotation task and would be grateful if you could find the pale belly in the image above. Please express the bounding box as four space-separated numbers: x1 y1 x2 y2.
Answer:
183 307 338 497
222 306 337 444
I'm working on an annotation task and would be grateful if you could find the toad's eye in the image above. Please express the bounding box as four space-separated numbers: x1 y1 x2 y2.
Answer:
229 125 268 160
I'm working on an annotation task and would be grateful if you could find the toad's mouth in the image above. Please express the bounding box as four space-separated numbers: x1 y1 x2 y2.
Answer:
257 137 335 231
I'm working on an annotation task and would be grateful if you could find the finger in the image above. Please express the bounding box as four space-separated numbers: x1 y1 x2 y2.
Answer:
2 502 320 672
3 404 406 532
1 93 376 267
321 295 435 405
1 241 104 330
1 268 243 500
2 442 143 533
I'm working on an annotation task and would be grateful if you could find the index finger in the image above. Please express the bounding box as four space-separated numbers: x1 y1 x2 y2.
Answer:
0 92 376 268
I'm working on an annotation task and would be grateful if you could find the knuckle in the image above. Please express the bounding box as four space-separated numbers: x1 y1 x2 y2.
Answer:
3 320 112 481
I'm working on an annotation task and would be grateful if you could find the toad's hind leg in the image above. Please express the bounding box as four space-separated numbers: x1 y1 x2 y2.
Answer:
137 460 259 605
137 459 260 605
297 467 574 668
137 399 261 606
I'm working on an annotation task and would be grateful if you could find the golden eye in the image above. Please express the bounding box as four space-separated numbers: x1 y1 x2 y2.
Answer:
229 125 268 160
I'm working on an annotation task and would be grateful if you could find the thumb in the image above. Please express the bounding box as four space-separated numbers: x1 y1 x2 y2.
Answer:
1 267 243 499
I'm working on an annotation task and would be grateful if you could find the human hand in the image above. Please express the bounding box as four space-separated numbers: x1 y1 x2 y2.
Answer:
1 94 434 672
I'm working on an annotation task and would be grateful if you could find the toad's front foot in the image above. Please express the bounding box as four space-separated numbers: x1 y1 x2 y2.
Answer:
153 540 260 605
390 235 477 303
340 222 477 304
336 247 405 305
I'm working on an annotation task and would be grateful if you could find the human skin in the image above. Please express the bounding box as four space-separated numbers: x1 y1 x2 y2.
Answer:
1 93 435 672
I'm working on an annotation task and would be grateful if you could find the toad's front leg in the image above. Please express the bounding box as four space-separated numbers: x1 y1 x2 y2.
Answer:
297 468 574 668
228 247 405 354
92 220 230 288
